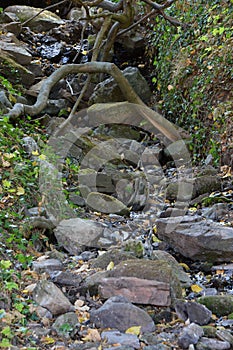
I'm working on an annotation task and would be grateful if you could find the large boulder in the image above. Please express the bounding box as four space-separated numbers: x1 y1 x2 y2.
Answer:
157 216 233 262
4 6 64 32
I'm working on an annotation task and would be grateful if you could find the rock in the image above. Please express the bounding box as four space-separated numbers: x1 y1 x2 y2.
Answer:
54 217 128 255
42 99 71 115
89 295 155 333
0 50 35 86
216 329 233 346
116 30 145 54
52 312 79 337
0 90 12 113
32 259 63 273
89 67 151 104
90 248 136 269
5 6 64 32
33 280 74 316
203 203 229 221
105 259 182 303
151 250 192 287
175 300 212 325
2 22 22 36
86 192 130 215
54 218 105 255
22 136 39 155
0 41 32 65
35 305 53 319
99 276 171 306
198 295 233 317
166 175 222 202
51 271 83 287
164 140 191 164
101 330 140 349
196 337 230 350
156 216 233 262
177 323 204 349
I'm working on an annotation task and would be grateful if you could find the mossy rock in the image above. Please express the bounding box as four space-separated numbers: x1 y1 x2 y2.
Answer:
198 295 233 317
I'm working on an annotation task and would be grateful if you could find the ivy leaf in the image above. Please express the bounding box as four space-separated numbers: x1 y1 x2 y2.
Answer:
2 180 11 188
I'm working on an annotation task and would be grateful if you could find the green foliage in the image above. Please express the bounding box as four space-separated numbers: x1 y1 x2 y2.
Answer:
150 0 233 163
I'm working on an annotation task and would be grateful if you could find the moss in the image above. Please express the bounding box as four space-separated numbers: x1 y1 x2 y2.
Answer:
198 295 233 317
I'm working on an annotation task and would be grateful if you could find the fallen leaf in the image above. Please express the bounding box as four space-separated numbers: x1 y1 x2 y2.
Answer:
82 328 101 342
16 187 25 195
125 325 141 335
107 261 114 271
191 284 203 293
179 263 190 271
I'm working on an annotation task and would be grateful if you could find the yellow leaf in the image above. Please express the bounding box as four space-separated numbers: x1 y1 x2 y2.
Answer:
179 263 190 271
8 94 17 104
153 225 157 234
82 50 88 55
107 261 114 271
125 326 141 335
191 284 203 293
41 336 55 344
16 187 25 195
152 234 161 243
31 150 39 156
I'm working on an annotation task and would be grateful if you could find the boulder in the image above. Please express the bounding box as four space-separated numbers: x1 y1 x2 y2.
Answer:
90 295 155 333
89 67 151 104
157 216 233 262
5 6 64 32
0 49 35 86
54 217 128 254
33 280 74 316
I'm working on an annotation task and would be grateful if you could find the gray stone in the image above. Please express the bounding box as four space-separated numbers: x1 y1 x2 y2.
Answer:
157 216 233 262
22 136 39 155
196 337 230 350
52 312 79 337
0 50 35 86
90 295 155 333
32 259 63 273
42 99 71 115
216 330 233 346
86 192 130 215
175 300 212 325
54 218 105 255
33 280 74 316
89 67 151 104
5 6 64 32
90 248 136 269
178 323 204 349
166 175 221 202
101 330 140 349
0 41 32 65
